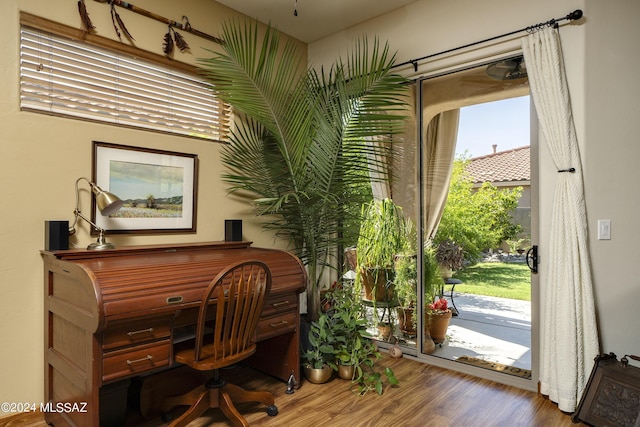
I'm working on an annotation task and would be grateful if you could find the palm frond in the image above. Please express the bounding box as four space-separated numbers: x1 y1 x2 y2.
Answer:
198 18 409 317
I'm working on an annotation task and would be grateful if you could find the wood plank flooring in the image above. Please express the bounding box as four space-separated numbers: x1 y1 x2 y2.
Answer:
1 355 584 427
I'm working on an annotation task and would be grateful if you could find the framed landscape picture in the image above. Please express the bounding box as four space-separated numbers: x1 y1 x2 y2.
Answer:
91 141 198 234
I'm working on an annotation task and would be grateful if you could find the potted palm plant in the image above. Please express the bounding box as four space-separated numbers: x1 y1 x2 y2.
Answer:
198 19 408 320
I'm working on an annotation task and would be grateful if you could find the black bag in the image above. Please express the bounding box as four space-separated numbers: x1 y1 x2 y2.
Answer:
572 353 640 427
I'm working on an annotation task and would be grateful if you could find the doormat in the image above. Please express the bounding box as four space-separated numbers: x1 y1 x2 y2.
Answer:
456 356 532 379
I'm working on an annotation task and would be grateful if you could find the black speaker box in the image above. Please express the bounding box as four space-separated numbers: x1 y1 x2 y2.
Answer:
45 220 69 250
225 219 242 242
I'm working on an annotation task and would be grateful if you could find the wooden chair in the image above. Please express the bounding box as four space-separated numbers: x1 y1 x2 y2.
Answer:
161 260 277 427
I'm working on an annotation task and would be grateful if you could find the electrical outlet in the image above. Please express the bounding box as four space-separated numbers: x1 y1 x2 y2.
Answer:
598 220 611 240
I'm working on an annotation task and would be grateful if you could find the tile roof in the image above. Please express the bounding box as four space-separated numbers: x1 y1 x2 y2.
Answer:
465 145 530 184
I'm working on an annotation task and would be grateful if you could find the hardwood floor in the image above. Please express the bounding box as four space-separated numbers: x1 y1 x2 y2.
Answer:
1 355 584 427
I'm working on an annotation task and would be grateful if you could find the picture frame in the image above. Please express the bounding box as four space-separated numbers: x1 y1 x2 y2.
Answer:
92 141 198 234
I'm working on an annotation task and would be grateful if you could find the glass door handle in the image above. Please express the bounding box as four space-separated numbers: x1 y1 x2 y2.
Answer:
526 245 538 274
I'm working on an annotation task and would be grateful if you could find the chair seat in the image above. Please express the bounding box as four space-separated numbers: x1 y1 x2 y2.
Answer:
174 341 257 371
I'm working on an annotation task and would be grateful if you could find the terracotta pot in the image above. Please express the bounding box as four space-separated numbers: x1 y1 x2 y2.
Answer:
376 323 393 341
426 310 452 344
360 268 395 301
397 307 417 337
303 364 333 384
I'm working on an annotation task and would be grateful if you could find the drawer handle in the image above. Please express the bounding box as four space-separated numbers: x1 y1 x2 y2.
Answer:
269 320 289 328
127 327 154 337
271 301 290 308
126 355 154 366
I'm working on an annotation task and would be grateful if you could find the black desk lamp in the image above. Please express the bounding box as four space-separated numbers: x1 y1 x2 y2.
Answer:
69 177 123 250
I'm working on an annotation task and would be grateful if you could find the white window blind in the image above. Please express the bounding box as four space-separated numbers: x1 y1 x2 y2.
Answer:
20 25 231 141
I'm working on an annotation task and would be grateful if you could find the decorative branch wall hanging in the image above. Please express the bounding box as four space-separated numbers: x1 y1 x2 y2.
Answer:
80 0 223 56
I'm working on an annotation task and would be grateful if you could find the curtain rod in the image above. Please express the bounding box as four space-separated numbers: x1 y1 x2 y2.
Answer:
393 9 583 72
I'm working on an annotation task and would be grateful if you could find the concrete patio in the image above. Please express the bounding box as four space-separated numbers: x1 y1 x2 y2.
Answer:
433 292 532 370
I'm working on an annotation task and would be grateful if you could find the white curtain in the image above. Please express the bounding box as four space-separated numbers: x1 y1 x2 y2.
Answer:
522 26 599 413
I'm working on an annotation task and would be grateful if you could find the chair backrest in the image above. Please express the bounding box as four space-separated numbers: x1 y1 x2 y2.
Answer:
193 260 272 366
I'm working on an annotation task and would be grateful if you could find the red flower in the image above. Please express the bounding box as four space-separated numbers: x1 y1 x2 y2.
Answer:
428 297 448 313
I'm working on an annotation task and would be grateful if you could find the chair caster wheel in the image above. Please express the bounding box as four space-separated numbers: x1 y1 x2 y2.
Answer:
267 404 278 416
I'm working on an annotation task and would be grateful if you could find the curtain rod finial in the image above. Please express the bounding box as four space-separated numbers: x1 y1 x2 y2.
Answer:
568 10 583 21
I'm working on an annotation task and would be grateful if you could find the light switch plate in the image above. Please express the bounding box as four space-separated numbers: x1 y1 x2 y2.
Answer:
598 220 611 240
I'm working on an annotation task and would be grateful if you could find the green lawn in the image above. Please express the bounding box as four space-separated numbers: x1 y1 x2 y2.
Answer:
452 262 531 301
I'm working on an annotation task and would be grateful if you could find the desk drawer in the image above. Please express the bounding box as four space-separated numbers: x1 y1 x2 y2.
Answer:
103 317 172 350
103 340 171 382
261 293 298 317
256 311 297 341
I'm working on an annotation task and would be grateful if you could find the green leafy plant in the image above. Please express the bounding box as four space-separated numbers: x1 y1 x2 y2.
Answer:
199 20 408 320
324 286 399 395
505 237 528 254
394 254 418 308
423 243 444 304
354 363 399 396
356 199 408 269
326 286 371 368
434 158 522 263
355 199 408 306
303 313 337 370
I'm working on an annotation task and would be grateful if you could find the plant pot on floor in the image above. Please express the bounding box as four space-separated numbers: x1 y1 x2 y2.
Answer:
423 331 436 355
337 363 355 380
303 364 334 384
397 307 416 337
426 310 452 344
376 322 394 341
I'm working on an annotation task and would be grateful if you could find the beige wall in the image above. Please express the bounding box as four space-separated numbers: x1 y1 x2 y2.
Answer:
310 0 640 365
2 0 638 413
0 0 305 412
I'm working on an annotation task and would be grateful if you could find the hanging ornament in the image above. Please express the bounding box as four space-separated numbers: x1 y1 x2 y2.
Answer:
78 0 95 32
162 25 174 56
110 0 134 41
294 0 298 17
172 29 189 53
163 25 190 57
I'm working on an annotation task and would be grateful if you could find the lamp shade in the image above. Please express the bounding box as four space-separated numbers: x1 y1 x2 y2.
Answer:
92 186 124 216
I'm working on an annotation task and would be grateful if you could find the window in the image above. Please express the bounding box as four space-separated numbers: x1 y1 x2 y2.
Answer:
19 22 231 142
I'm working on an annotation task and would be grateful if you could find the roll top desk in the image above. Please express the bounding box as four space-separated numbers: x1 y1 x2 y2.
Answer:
42 241 306 426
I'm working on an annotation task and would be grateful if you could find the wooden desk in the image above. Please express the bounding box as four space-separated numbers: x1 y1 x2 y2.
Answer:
41 241 306 427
